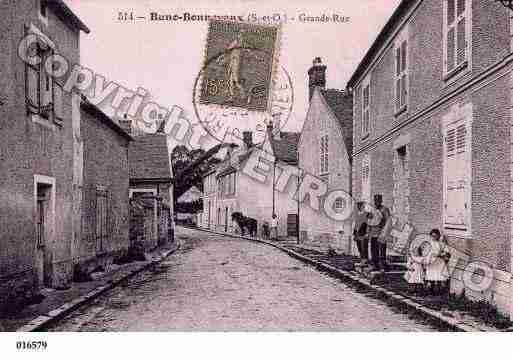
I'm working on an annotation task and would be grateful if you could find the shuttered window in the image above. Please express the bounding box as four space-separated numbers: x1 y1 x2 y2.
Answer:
443 113 471 231
320 135 329 175
95 187 109 253
395 40 408 112
444 0 469 75
362 154 371 202
24 27 58 122
362 84 370 137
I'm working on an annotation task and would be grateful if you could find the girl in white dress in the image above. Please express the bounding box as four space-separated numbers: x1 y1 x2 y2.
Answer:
424 229 450 295
404 246 425 295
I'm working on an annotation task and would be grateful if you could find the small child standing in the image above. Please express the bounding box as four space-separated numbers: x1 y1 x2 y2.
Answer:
425 228 450 295
404 246 425 295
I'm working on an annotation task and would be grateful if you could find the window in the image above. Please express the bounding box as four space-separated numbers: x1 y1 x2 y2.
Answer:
443 104 472 233
95 187 109 253
444 0 470 75
361 81 370 137
395 39 408 112
25 27 63 124
362 154 371 203
320 135 329 175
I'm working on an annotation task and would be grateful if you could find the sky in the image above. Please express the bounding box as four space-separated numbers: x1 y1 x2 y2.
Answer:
64 0 400 138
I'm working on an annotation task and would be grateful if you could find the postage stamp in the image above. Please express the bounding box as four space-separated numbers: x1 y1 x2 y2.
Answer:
199 20 280 112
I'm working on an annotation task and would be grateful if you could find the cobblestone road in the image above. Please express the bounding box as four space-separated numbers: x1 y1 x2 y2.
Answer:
49 227 437 331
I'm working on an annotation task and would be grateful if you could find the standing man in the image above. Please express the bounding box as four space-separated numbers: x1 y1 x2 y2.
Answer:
368 194 391 271
270 214 278 240
353 201 369 264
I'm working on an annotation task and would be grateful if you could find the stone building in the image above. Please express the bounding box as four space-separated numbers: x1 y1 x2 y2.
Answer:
298 58 353 253
76 98 133 276
199 129 299 238
129 133 174 250
0 0 89 309
347 0 513 316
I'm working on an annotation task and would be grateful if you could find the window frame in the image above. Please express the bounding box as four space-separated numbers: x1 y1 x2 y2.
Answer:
442 0 471 80
442 103 472 236
362 154 371 203
394 30 408 115
24 24 62 127
319 134 329 176
361 75 371 139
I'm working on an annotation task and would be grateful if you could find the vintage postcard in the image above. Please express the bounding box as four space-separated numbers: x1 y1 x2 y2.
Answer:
1 0 512 357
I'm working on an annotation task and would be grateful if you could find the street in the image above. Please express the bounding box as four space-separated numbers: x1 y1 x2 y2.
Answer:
48 227 436 331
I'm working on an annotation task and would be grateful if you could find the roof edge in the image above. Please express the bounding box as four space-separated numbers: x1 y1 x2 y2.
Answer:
48 0 91 34
80 96 133 141
347 0 414 88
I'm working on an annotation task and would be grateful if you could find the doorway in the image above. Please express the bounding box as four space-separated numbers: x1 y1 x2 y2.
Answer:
34 175 55 288
224 207 228 232
393 145 409 226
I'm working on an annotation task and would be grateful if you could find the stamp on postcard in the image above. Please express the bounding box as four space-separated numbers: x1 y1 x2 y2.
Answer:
199 20 280 112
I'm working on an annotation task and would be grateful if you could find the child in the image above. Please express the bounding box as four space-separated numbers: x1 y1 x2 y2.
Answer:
424 228 450 295
404 246 425 295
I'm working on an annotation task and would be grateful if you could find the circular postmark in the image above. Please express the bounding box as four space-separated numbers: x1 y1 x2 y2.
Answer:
193 23 293 144
193 46 293 144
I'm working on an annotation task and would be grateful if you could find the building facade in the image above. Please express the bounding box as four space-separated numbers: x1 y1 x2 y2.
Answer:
129 133 175 250
0 0 89 309
76 99 132 276
199 130 300 238
298 58 354 253
348 0 513 316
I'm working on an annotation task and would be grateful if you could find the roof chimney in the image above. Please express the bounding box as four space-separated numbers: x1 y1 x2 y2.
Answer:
242 131 253 149
119 114 132 134
308 57 327 101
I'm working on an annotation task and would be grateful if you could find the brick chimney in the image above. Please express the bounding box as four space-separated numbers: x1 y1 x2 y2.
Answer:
119 114 132 134
242 131 253 149
308 57 327 101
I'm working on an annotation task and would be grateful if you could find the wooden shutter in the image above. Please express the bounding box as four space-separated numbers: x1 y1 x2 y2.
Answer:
446 0 456 72
362 155 371 202
395 47 401 76
401 74 407 108
447 27 456 72
401 41 407 72
444 122 469 228
53 83 63 121
324 135 329 173
26 65 40 111
456 16 466 65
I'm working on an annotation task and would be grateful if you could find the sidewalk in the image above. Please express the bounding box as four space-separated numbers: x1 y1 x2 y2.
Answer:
0 241 180 332
187 225 513 332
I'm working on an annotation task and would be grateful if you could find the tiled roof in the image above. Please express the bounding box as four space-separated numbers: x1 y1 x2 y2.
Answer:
80 97 133 141
129 134 172 181
270 131 300 164
48 0 90 33
320 88 353 157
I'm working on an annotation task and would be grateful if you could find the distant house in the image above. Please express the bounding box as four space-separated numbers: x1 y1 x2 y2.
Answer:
0 1 89 308
298 58 353 252
76 98 133 276
263 125 301 237
128 133 174 250
199 129 299 238
177 186 202 204
201 168 218 230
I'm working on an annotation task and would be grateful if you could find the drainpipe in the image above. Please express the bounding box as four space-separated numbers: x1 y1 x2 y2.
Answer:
297 153 300 244
272 160 276 217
